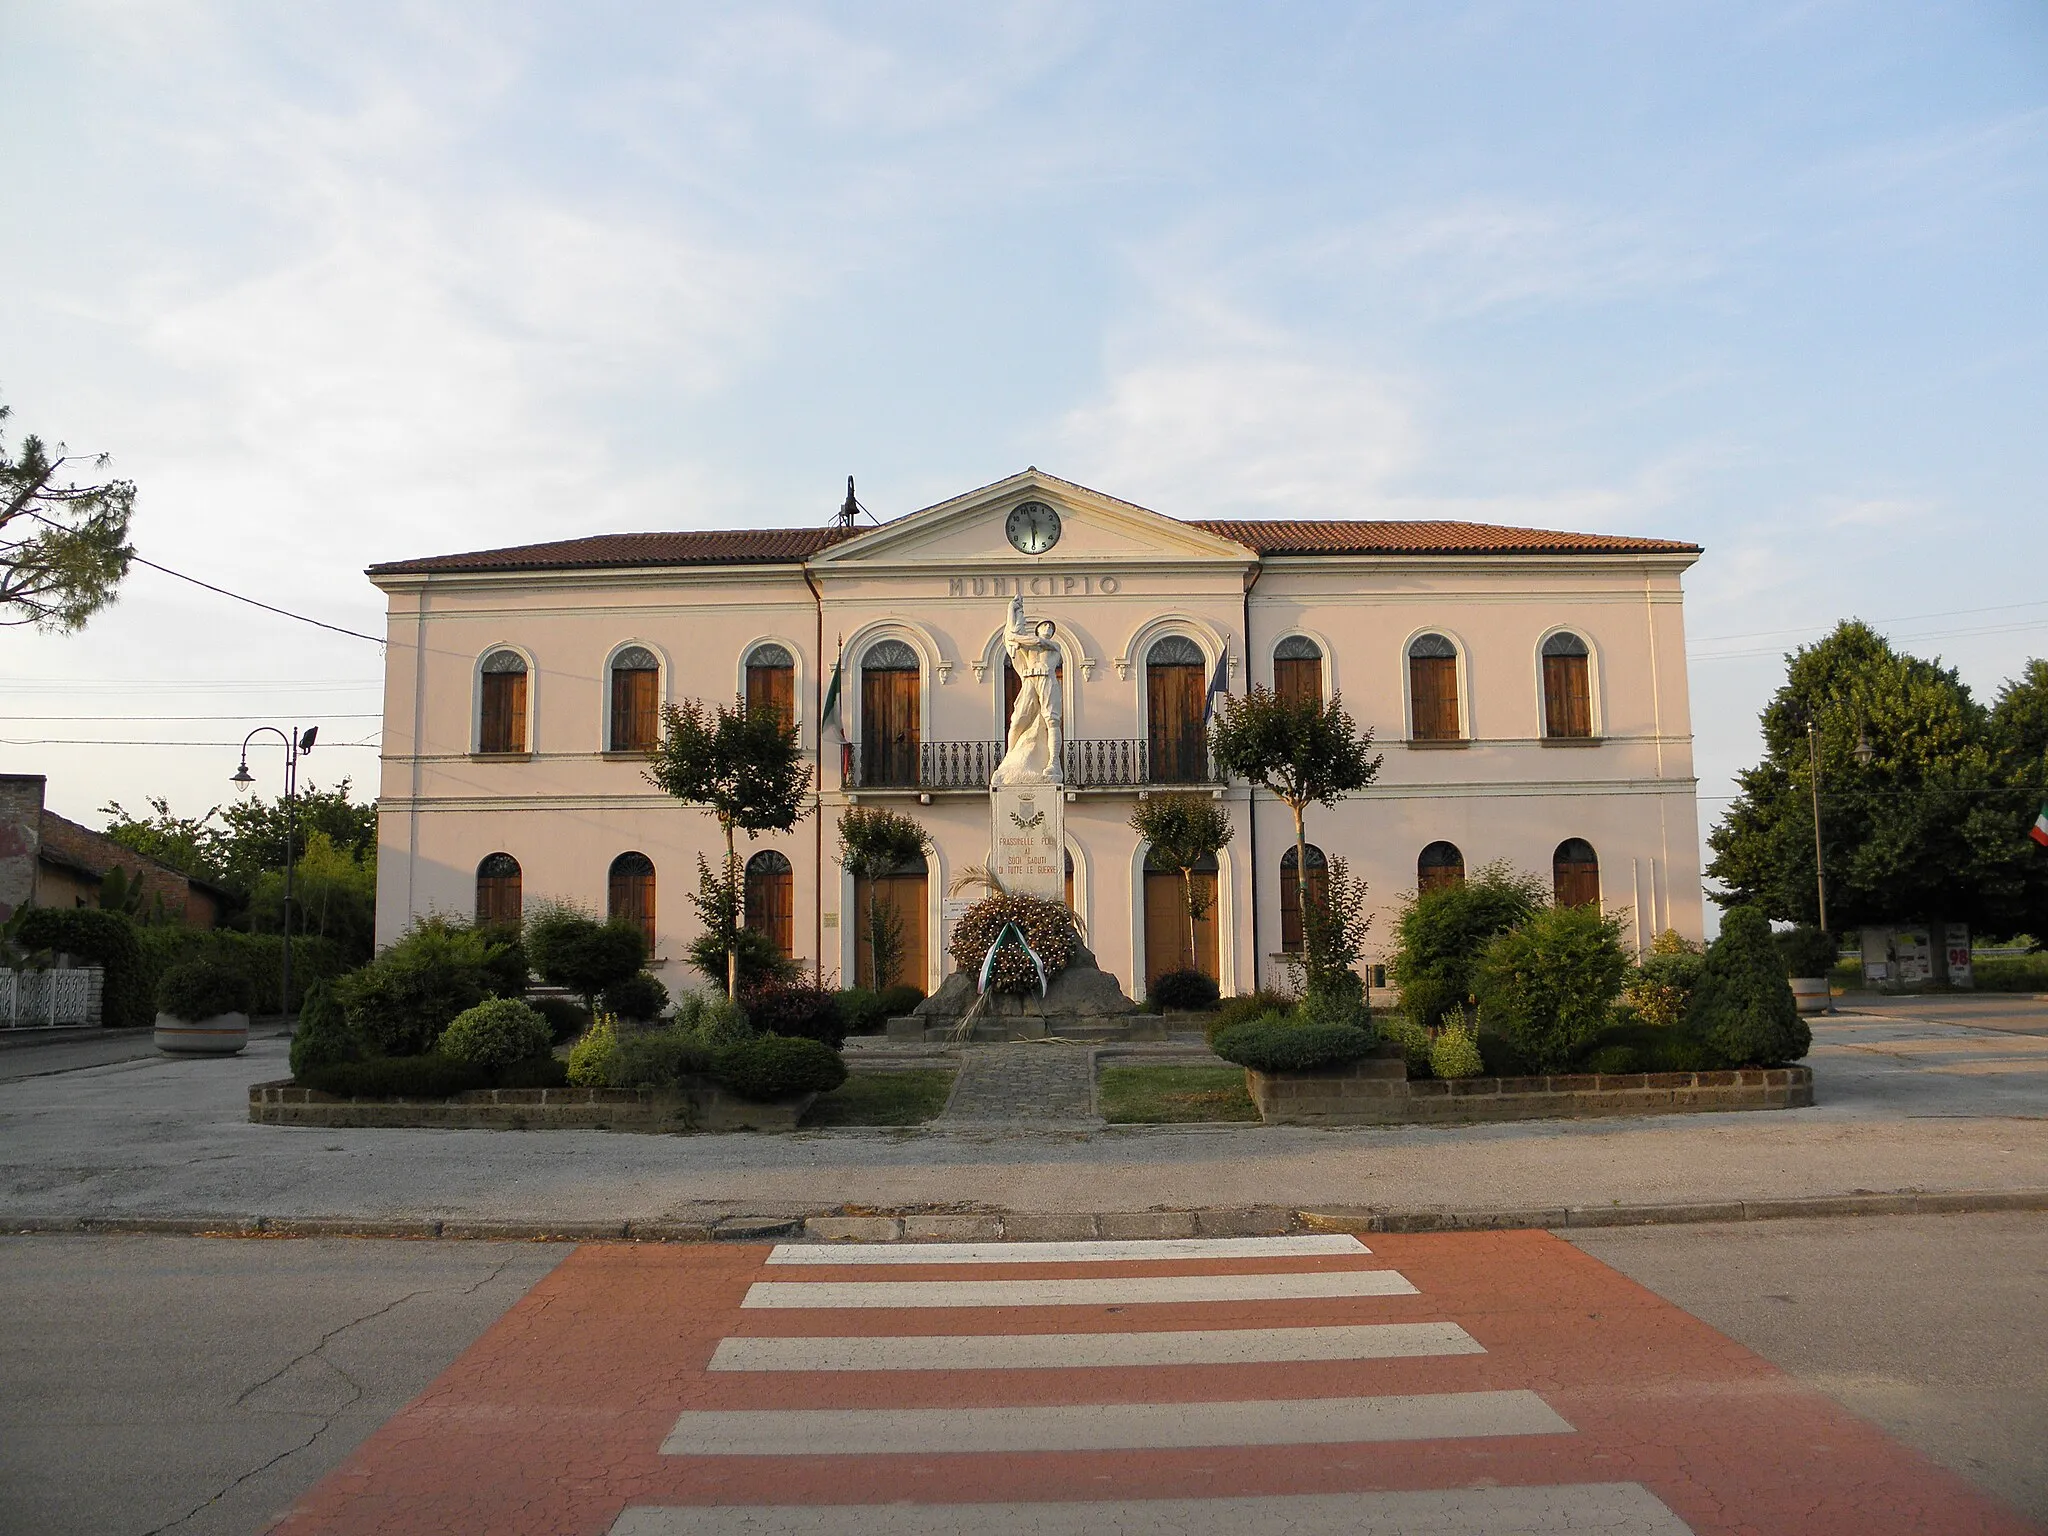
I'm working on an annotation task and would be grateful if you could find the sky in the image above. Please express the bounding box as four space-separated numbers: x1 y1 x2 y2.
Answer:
4 1 2047 905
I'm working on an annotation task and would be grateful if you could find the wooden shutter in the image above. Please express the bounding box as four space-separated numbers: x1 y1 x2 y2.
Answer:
745 855 794 958
862 668 919 786
1544 654 1591 738
612 667 659 751
1147 662 1205 782
1278 848 1328 954
480 671 526 754
747 664 795 727
1410 655 1459 740
1273 656 1322 708
1553 842 1599 907
608 855 657 951
475 856 522 928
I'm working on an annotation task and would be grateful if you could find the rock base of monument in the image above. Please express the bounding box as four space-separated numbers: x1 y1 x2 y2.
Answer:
891 942 1154 1042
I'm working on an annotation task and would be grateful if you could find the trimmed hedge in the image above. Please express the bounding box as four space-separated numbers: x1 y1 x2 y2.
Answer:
602 971 669 1022
740 980 847 1049
297 1051 566 1099
15 907 150 1029
1210 1019 1377 1073
437 998 552 1067
136 926 348 1018
1151 968 1221 1011
529 995 590 1044
156 959 253 1022
714 1034 848 1101
603 1026 714 1089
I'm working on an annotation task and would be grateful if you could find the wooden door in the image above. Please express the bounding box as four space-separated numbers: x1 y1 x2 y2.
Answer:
1553 840 1600 907
851 872 927 990
1147 662 1206 782
745 851 794 958
1143 867 1219 987
861 669 920 786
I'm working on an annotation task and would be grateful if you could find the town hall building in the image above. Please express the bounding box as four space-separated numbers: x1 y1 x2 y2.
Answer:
367 469 1704 1002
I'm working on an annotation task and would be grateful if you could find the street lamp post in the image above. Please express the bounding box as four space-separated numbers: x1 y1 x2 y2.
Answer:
232 725 318 1021
1806 721 1830 937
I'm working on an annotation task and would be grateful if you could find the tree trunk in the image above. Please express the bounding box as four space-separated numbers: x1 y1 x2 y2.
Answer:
724 820 739 999
1182 866 1197 971
1291 800 1310 984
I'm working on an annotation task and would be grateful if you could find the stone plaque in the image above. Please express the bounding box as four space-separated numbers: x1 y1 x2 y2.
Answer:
992 781 1065 901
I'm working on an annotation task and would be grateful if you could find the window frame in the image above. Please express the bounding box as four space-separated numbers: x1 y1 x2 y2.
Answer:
1534 626 1600 741
473 645 536 756
1402 628 1470 744
607 850 658 953
738 637 806 742
601 641 666 756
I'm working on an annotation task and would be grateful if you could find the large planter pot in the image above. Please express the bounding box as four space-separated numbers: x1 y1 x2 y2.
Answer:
155 1011 250 1055
1789 977 1831 1015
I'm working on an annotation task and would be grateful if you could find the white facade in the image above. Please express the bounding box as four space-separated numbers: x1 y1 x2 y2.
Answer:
368 469 1703 1000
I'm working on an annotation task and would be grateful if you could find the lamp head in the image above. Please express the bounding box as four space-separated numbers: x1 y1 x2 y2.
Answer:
230 762 255 796
1853 728 1874 767
298 726 319 753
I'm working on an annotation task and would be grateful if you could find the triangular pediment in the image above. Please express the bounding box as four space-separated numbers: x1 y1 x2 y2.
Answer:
807 469 1257 571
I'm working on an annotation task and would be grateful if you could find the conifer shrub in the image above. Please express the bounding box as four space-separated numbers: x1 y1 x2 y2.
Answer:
713 1034 849 1101
1428 1024 1484 1080
156 959 254 1022
1472 902 1631 1073
565 1015 619 1086
1150 968 1221 1011
1690 906 1811 1066
437 998 552 1068
289 979 363 1078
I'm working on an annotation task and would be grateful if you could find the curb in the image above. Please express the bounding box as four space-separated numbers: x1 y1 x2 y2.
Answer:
6 1188 2047 1244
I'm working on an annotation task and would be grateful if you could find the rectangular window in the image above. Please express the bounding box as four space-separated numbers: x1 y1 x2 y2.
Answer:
1409 655 1460 741
1544 654 1592 738
611 668 660 752
480 672 527 754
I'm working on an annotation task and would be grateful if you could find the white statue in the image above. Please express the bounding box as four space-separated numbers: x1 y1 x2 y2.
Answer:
993 595 1062 785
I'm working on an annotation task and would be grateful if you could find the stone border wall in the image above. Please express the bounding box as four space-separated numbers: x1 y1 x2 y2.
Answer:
248 1080 813 1132
1247 1059 1814 1125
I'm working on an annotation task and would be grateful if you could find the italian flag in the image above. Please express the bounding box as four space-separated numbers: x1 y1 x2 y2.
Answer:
2033 799 2048 848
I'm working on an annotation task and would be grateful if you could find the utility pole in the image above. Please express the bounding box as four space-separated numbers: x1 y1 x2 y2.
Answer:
1807 720 1829 935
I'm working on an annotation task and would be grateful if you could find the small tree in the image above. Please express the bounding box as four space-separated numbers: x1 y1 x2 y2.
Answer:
1129 793 1234 973
1211 687 1380 965
1 399 137 632
1690 905 1811 1066
1298 855 1371 1001
684 853 794 990
647 697 811 997
1390 862 1548 1028
836 806 931 990
1472 901 1630 1072
524 903 645 1016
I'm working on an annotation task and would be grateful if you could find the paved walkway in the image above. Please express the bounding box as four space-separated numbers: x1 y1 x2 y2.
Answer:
934 1043 1101 1128
263 1232 2039 1535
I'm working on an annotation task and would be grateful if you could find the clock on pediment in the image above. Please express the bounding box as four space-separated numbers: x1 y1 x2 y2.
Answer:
1005 499 1062 555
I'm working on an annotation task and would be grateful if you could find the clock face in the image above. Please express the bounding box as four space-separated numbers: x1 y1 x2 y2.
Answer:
1006 500 1062 555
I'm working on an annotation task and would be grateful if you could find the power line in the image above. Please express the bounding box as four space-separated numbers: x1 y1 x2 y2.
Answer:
1 712 384 722
0 737 382 748
129 554 384 645
1690 597 2048 646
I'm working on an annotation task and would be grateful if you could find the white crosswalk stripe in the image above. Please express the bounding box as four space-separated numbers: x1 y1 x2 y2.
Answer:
740 1268 1417 1309
766 1235 1371 1265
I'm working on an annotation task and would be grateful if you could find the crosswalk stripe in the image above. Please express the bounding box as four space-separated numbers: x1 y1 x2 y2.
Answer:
659 1389 1571 1455
766 1235 1371 1265
741 1269 1418 1309
708 1321 1483 1371
611 1483 1694 1535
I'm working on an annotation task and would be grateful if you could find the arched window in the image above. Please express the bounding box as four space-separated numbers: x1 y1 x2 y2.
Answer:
1146 635 1208 783
1279 843 1329 955
1542 631 1593 739
745 849 794 959
1143 844 1220 986
479 649 528 755
860 638 921 787
852 846 928 989
609 646 661 753
746 642 796 728
1417 841 1465 895
1273 635 1323 707
608 851 656 951
475 852 522 929
1064 847 1075 911
1408 633 1460 741
1553 839 1599 907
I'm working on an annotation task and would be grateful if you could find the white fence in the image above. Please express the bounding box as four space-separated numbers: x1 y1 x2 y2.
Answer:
0 966 104 1029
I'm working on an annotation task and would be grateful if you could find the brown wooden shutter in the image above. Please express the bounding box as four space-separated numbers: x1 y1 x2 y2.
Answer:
1544 654 1591 738
608 855 657 951
1148 662 1205 781
1410 655 1459 740
1273 656 1322 708
612 667 658 751
1553 841 1600 907
861 668 920 786
481 672 525 754
745 854 794 958
747 663 795 727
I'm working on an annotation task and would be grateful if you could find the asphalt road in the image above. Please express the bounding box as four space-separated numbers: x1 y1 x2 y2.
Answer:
2 1214 2042 1535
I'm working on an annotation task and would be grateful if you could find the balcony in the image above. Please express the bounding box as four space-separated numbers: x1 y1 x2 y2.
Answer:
843 739 1219 791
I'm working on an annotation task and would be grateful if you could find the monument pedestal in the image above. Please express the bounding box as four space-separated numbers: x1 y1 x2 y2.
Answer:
991 779 1065 900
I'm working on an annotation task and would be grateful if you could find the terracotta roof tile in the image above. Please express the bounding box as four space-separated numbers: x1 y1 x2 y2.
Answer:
367 526 856 576
1190 519 1699 557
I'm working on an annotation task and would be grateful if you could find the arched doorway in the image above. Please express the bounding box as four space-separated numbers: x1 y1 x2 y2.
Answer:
1143 846 1219 988
475 852 521 929
745 849 794 959
852 849 928 990
859 638 920 787
1418 841 1465 895
1279 843 1328 955
1553 839 1599 907
607 852 656 951
1146 635 1208 783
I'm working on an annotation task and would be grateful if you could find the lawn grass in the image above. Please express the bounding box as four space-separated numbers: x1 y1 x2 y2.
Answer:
1098 1064 1258 1124
802 1068 956 1127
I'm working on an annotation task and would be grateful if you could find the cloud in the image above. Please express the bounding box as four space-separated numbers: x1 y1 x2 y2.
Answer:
1823 496 1936 530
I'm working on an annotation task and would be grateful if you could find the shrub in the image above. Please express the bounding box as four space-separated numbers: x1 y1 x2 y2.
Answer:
1210 1017 1376 1073
565 1015 620 1086
1429 1025 1484 1079
333 921 507 1057
603 971 670 1022
686 923 796 992
438 998 552 1068
1150 968 1221 1011
1623 929 1706 1029
835 988 889 1036
1295 856 1373 1003
475 924 530 997
289 979 363 1078
713 1034 849 1101
604 1025 714 1089
495 1054 569 1089
529 994 590 1044
740 980 846 1049
1297 981 1372 1036
1472 902 1630 1073
14 906 150 1029
1382 1016 1433 1077
1775 924 1838 980
676 991 754 1046
156 959 253 1022
877 982 925 1017
1207 989 1298 1045
525 903 646 1011
1581 1043 1642 1074
1580 1019 1716 1074
1691 905 1810 1066
1476 1027 1536 1079
135 927 351 1019
300 1054 490 1100
948 893 1076 994
1390 863 1547 1030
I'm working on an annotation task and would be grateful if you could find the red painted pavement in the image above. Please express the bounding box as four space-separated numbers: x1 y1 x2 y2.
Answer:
268 1232 2043 1535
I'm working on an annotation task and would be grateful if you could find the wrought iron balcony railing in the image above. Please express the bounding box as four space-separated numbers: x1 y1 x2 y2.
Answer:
844 738 1219 790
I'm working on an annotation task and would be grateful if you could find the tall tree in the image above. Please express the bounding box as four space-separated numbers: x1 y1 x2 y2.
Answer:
1210 685 1381 962
1707 621 2034 936
1990 659 2048 941
1128 792 1234 972
646 697 811 997
1 400 137 631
